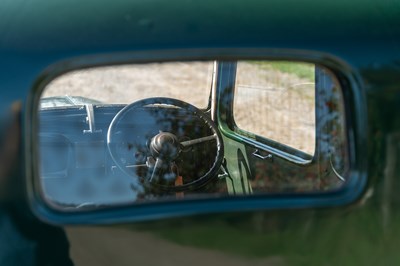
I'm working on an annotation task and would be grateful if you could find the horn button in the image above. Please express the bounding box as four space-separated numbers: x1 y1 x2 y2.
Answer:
150 132 181 161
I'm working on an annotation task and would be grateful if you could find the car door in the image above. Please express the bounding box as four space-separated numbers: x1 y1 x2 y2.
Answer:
3 1 400 266
216 61 348 195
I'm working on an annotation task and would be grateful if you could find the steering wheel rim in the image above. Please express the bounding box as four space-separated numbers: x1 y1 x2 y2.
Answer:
107 97 224 192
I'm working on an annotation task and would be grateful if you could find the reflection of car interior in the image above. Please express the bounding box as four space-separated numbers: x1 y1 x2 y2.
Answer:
39 98 226 206
38 61 348 207
107 97 224 192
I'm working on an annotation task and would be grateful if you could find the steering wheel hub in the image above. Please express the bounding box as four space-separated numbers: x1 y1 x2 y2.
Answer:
150 132 180 161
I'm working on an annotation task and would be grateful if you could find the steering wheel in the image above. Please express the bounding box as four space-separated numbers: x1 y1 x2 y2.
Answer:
107 97 224 192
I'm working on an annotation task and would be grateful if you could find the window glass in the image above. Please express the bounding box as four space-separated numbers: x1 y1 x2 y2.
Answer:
42 61 214 108
233 61 316 155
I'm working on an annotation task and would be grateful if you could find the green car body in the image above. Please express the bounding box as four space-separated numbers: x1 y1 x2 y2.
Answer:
1 0 400 265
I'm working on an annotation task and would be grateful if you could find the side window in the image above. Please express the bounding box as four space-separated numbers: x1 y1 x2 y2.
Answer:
233 61 316 156
229 60 349 191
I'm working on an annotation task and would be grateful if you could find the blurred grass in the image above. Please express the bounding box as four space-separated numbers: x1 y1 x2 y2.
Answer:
129 206 400 265
251 61 315 81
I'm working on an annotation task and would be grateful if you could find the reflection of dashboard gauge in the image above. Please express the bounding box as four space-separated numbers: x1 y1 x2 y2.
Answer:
75 141 105 169
39 134 71 177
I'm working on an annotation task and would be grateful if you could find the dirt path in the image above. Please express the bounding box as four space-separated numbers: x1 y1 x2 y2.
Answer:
66 227 284 266
43 62 214 107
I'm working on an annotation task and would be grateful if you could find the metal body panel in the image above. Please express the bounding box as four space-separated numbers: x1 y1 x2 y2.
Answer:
0 0 400 265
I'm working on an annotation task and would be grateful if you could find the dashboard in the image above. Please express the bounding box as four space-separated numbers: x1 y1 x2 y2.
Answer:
38 102 220 206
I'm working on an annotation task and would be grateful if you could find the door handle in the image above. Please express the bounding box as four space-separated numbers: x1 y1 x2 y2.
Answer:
252 149 273 161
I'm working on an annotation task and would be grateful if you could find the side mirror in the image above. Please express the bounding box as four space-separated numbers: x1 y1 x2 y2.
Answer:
29 59 364 224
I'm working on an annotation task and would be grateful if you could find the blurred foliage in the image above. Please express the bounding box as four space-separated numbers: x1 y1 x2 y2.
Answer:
128 205 400 265
251 61 315 81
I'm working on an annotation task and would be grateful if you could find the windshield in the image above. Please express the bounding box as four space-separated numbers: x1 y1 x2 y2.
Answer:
41 61 215 108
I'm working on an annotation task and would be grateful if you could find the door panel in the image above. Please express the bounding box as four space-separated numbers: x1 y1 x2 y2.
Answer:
216 61 347 194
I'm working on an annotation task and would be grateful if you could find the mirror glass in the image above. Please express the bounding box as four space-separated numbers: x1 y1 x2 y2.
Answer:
37 60 349 210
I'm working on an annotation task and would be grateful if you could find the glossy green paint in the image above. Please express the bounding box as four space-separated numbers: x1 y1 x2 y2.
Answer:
1 0 400 265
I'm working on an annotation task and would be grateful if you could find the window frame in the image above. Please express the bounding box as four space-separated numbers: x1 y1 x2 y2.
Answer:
216 61 349 168
217 61 314 165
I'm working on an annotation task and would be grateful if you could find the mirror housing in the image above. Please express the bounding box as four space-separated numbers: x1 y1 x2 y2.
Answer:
27 51 367 225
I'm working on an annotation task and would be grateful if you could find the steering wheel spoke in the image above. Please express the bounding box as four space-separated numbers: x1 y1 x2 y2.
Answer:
126 164 147 168
149 158 164 182
180 134 217 147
